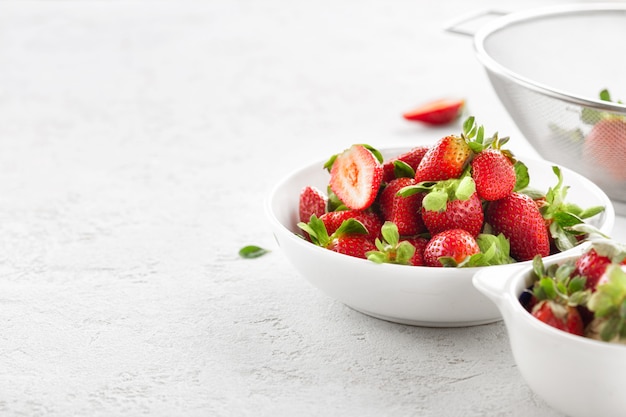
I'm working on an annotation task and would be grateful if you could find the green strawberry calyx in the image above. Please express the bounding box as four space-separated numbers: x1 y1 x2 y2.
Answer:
530 255 590 307
586 264 626 342
366 221 416 265
297 215 368 248
398 176 476 212
537 165 605 252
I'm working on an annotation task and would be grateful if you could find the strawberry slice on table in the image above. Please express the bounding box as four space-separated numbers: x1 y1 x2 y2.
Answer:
328 144 383 211
298 185 328 222
402 98 465 125
378 177 426 236
423 228 480 267
485 192 550 262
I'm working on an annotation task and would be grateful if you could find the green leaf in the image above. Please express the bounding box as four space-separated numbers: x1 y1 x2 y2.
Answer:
238 245 270 259
422 189 448 212
463 116 475 136
397 181 437 197
454 176 476 201
600 88 612 102
365 221 416 265
326 186 347 212
334 218 368 237
470 233 514 266
513 161 530 191
380 221 400 247
323 154 338 172
360 144 384 164
297 215 331 247
393 160 415 179
578 205 605 219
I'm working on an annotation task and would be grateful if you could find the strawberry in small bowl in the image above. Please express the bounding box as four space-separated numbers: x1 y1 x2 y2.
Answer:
265 117 615 327
473 239 626 417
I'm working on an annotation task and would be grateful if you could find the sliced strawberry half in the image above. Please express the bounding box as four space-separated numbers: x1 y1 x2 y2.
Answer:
329 144 383 211
403 98 465 125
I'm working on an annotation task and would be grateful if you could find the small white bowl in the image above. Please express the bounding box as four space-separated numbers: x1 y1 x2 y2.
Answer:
265 147 615 327
473 256 626 417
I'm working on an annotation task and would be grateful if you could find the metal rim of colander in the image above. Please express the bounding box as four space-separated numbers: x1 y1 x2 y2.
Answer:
473 3 626 114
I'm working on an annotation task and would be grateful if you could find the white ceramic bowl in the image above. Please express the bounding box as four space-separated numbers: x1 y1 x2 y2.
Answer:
265 147 615 327
473 256 626 417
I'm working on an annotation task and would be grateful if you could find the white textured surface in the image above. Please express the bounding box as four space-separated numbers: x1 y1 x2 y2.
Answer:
0 1 624 416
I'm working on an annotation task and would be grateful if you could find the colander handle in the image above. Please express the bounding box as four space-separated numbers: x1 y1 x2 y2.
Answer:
444 9 508 36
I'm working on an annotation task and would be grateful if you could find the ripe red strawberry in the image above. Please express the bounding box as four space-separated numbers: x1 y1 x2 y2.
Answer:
414 135 472 183
527 255 589 336
329 235 376 259
574 241 626 290
297 214 374 260
421 187 483 237
423 229 480 267
531 301 584 336
485 192 550 262
405 236 428 266
583 118 626 180
382 146 429 182
471 149 516 201
413 176 483 237
319 210 382 240
402 98 465 125
378 177 426 236
299 186 328 222
329 144 383 210
574 249 613 291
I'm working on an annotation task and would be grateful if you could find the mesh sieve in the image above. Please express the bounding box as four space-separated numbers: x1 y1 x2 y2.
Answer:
458 4 626 214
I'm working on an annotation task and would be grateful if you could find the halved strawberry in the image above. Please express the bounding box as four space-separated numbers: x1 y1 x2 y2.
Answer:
328 144 383 210
402 98 465 125
378 177 426 236
299 186 328 222
423 229 480 267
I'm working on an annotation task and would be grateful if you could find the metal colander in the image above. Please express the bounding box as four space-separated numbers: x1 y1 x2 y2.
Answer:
452 4 626 214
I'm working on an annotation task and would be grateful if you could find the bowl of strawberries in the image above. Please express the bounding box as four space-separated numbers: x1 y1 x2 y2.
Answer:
473 240 626 417
265 117 615 327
